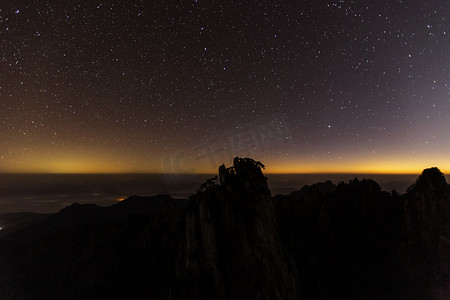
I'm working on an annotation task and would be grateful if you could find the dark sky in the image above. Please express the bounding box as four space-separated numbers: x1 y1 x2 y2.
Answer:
0 0 449 173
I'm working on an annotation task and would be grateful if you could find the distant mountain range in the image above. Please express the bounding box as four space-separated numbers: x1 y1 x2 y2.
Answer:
0 157 449 299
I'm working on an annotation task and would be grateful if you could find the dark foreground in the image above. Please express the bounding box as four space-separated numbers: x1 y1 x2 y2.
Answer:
0 158 449 299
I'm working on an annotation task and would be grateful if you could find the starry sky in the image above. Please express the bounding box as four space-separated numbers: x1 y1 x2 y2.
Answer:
0 0 449 174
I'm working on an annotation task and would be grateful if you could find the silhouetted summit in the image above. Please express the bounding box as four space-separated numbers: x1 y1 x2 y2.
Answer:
0 158 449 299
401 167 450 296
181 157 298 300
408 167 447 192
218 157 267 187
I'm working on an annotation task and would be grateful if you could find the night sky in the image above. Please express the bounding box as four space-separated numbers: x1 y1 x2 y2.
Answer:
0 0 449 174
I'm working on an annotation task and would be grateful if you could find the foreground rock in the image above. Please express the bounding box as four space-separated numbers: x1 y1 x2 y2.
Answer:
178 157 299 299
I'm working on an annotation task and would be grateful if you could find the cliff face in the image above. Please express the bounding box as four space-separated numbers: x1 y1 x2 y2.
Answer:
273 171 450 299
401 168 450 298
404 168 448 251
179 157 299 300
273 180 336 299
315 179 404 298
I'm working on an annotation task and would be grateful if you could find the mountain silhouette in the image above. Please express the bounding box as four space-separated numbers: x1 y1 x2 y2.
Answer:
0 158 449 299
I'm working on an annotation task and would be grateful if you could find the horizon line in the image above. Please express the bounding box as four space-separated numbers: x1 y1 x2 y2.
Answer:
0 171 444 176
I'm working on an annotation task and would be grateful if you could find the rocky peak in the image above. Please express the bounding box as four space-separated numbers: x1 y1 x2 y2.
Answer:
405 167 448 228
402 167 449 284
409 167 447 195
182 157 299 299
218 157 268 196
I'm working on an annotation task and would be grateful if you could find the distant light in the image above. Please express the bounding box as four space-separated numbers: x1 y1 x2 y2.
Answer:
0 227 3 231
15 9 20 14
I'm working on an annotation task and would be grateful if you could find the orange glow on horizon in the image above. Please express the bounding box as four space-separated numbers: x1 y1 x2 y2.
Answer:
1 160 448 175
265 158 450 175
0 148 448 175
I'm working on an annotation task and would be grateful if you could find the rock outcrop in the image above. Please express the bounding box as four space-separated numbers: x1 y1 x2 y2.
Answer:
400 168 450 298
179 157 299 300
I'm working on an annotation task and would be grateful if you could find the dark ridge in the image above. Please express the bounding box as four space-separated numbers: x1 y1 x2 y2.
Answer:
0 212 50 238
0 158 449 299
